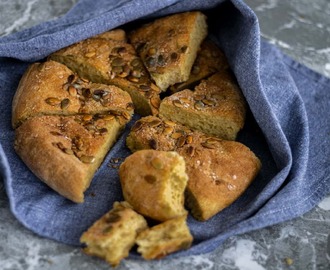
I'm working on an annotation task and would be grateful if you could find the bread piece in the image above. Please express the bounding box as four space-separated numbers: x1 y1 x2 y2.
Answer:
126 116 261 221
14 114 128 203
159 71 247 140
170 39 229 93
80 201 148 267
50 30 161 116
136 215 193 260
129 11 208 91
92 28 127 41
12 60 133 128
119 149 188 222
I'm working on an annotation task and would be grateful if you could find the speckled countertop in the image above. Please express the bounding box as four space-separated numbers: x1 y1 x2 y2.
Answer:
1 0 330 269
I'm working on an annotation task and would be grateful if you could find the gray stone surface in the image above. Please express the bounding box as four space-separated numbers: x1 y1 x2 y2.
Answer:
1 0 330 269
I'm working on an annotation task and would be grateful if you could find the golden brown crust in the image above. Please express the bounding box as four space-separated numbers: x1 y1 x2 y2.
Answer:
129 11 208 91
126 116 261 220
170 39 229 93
50 30 161 116
80 201 148 267
14 114 125 203
159 70 247 140
12 60 133 128
119 149 188 221
136 215 193 259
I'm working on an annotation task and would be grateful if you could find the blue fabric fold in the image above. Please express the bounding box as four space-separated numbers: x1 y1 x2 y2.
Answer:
0 0 329 257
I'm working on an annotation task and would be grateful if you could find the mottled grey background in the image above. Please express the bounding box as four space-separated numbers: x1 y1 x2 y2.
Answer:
0 0 329 269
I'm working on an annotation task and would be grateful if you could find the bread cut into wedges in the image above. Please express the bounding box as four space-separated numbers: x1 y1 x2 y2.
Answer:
80 201 148 267
170 39 229 93
159 70 247 140
50 30 161 115
129 11 208 91
12 60 133 128
14 114 129 203
119 149 188 222
126 116 261 221
136 215 193 260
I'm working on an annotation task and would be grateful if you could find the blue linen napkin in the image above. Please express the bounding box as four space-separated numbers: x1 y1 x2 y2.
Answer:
0 0 329 257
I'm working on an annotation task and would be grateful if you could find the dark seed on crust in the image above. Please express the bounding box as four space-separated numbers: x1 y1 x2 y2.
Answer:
144 174 157 184
131 121 143 132
61 98 70 109
149 139 158 150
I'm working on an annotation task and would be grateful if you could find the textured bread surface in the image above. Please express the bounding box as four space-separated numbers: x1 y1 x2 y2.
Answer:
50 30 161 116
159 70 247 141
119 149 188 221
136 215 193 259
80 201 148 267
129 11 208 91
12 60 133 128
14 114 125 203
170 39 229 93
126 116 261 220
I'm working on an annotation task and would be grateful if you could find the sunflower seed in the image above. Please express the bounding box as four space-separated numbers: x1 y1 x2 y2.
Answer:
176 136 186 147
150 97 160 109
163 126 174 135
139 84 151 91
68 85 77 96
148 119 162 127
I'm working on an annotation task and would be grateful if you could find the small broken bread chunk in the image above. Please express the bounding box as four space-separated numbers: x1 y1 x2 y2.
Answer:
80 201 148 267
50 30 161 115
12 60 133 129
136 215 193 260
119 149 188 222
129 11 208 91
14 114 128 203
126 116 261 220
159 70 247 140
170 39 229 93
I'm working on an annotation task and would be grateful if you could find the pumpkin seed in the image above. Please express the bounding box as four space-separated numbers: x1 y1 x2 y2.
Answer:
68 85 77 96
151 157 163 169
148 119 162 127
131 121 143 132
139 84 151 91
173 99 184 108
80 155 96 164
61 98 70 109
150 97 160 109
111 57 125 67
149 139 158 150
163 126 174 135
85 51 96 58
176 136 186 147
194 100 204 110
45 97 61 106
